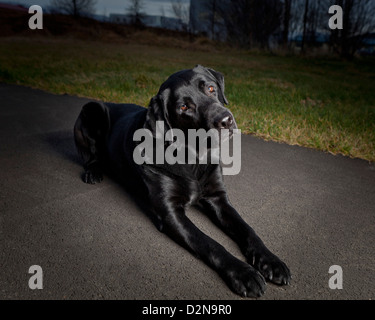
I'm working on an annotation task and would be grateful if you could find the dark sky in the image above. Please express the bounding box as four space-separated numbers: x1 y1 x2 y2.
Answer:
5 0 190 17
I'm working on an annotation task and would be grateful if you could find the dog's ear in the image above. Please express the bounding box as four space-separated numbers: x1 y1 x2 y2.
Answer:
144 89 173 139
207 68 229 105
194 65 229 105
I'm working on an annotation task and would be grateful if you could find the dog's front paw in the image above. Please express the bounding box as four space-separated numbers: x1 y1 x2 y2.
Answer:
247 248 291 286
223 261 266 298
82 169 103 184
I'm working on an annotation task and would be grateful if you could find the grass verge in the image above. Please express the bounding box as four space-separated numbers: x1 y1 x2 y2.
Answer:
0 37 374 162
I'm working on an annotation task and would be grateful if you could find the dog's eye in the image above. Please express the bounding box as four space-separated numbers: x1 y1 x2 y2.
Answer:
208 86 215 93
180 104 188 111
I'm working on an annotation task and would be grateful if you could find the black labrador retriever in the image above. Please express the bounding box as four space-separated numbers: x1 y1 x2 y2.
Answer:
74 65 291 297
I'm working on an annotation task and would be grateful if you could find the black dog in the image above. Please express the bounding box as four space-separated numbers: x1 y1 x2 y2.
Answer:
74 65 291 297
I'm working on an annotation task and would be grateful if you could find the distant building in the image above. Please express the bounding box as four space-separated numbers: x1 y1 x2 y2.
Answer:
109 13 133 25
161 16 187 31
91 14 109 22
108 13 186 31
357 33 375 55
290 32 330 47
189 0 227 40
142 15 162 28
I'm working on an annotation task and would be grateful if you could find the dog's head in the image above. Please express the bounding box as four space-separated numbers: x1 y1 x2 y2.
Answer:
145 65 237 136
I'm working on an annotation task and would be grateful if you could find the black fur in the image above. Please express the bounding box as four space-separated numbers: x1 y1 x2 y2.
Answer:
74 65 291 297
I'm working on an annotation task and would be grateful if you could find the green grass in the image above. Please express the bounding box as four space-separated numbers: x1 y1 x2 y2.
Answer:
1 37 374 162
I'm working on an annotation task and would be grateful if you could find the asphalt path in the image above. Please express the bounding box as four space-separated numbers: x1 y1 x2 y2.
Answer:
0 83 374 300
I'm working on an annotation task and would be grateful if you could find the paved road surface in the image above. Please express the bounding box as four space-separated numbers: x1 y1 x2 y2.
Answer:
0 83 374 300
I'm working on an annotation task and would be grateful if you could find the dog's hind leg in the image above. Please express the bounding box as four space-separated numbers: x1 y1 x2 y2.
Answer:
74 101 110 184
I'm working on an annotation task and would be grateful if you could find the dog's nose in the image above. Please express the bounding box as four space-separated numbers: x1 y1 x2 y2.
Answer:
215 114 234 129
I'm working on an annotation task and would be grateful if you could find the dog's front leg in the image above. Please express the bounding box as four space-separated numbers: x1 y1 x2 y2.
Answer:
152 201 266 298
199 195 291 285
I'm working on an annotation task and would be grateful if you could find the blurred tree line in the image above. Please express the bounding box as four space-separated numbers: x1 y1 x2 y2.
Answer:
50 0 375 58
193 0 375 58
